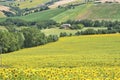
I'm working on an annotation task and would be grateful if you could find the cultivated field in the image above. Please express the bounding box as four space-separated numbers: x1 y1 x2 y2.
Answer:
52 4 92 22
87 4 120 20
0 34 120 80
15 8 66 21
49 0 81 8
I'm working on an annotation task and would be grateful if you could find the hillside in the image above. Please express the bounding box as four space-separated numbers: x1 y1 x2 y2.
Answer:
14 8 66 21
1 3 119 23
86 3 120 20
2 34 120 68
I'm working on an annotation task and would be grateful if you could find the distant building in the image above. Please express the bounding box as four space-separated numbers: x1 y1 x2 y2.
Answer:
60 24 71 29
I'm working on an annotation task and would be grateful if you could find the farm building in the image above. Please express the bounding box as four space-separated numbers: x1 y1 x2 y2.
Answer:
60 24 71 29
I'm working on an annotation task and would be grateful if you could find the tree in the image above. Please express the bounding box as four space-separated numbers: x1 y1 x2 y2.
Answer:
22 28 47 47
81 28 97 35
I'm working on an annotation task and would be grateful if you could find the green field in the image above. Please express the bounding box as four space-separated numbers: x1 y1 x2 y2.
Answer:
5 4 92 22
2 34 120 68
17 0 49 9
14 8 66 21
0 3 120 22
52 4 92 22
0 34 120 80
86 3 120 20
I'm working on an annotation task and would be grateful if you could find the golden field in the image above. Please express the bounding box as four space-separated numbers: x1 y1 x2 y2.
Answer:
0 34 120 80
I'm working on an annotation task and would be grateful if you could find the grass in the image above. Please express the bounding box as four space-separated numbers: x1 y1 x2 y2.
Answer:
1 34 120 79
0 12 5 18
41 27 107 36
87 3 120 20
2 34 120 68
41 28 78 36
0 26 7 31
9 4 92 22
14 8 66 21
52 4 92 22
1 3 120 22
16 0 49 9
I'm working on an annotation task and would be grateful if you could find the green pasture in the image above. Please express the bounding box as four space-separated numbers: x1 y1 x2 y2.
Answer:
87 3 120 20
14 8 66 21
52 4 92 22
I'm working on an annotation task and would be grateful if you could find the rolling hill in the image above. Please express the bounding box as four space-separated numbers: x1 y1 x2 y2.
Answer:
2 34 120 68
1 3 119 23
86 3 120 20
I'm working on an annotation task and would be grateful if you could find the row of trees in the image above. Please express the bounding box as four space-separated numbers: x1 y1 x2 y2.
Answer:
1 19 120 30
59 28 120 38
0 28 58 53
64 19 120 29
0 19 58 29
75 28 119 36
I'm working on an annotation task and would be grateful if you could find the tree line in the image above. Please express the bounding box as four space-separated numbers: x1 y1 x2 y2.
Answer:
64 19 120 30
0 28 58 53
0 19 58 29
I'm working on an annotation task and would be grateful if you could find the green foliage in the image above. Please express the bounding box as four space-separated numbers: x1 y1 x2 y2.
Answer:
0 31 24 53
36 20 57 29
60 32 68 37
22 28 47 47
81 28 97 35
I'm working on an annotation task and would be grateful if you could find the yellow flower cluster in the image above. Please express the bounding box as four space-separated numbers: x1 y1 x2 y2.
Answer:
0 67 120 80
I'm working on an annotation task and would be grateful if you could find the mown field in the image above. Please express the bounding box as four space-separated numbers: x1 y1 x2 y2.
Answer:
52 4 92 22
87 3 120 20
15 8 66 21
0 34 120 80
